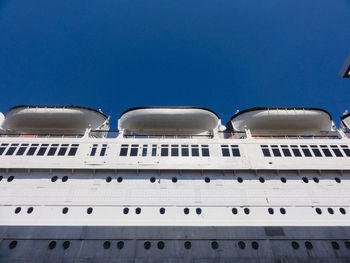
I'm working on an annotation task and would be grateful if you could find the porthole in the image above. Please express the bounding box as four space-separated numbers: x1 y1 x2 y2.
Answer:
150 177 156 183
305 241 313 250
238 241 246 249
62 241 70 250
244 208 250 215
211 241 218 250
328 208 334 215
280 177 287 183
27 207 34 214
280 208 286 215
291 241 299 249
144 241 151 250
157 241 165 250
8 241 17 249
313 177 319 183
335 177 341 183
340 208 346 215
62 176 68 182
232 208 238 215
196 208 202 215
51 176 57 182
117 177 123 183
15 207 21 214
345 241 350 249
103 241 111 249
184 241 192 249
331 241 340 250
135 207 141 214
62 207 68 214
184 208 189 215
117 241 124 250
7 176 14 182
268 208 274 215
0 176 3 181
160 208 165 214
48 241 56 250
106 177 112 183
87 207 93 214
123 208 129 214
172 177 178 183
259 177 265 183
237 177 243 183
205 177 210 183
251 241 259 250
302 177 309 183
315 208 322 215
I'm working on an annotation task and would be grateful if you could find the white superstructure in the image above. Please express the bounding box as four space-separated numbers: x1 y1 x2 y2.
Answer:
0 105 350 262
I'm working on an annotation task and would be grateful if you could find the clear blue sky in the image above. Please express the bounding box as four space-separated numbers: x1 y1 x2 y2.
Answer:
0 0 349 128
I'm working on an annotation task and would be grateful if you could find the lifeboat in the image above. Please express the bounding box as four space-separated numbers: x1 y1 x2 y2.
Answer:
118 107 221 135
0 105 109 136
227 107 333 136
341 112 350 130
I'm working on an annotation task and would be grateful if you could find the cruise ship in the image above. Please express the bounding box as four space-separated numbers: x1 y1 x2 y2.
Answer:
0 105 350 262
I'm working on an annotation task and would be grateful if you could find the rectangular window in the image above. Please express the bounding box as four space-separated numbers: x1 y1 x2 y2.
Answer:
221 145 230 157
231 145 240 157
47 144 59 156
301 145 312 157
331 145 343 157
341 145 350 157
161 145 169 156
261 145 271 157
37 144 49 156
181 145 189 156
152 144 157 157
27 144 39 156
291 145 302 157
171 145 179 156
311 145 322 157
58 144 69 156
90 144 98 156
100 144 107 156
130 144 139 156
68 144 79 156
6 144 19 155
16 144 28 156
191 145 199 157
271 145 281 157
202 145 210 157
120 144 128 156
142 144 148 157
320 145 332 157
281 145 291 157
0 143 8 155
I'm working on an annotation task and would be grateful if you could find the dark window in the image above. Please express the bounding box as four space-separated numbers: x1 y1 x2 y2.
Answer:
47 144 59 156
171 145 179 156
271 145 281 157
302 177 309 183
202 145 210 157
37 144 49 156
6 144 19 155
221 145 230 157
0 175 2 181
172 177 177 183
157 241 165 250
135 207 141 214
106 177 112 183
237 177 243 183
123 208 129 214
144 241 151 250
281 145 291 157
331 145 343 157
280 208 286 215
130 144 139 156
232 208 238 214
117 177 123 183
62 176 68 182
204 177 210 183
0 143 8 155
27 207 34 214
191 145 199 156
340 208 346 214
335 177 341 183
328 208 334 214
27 144 39 155
16 144 28 155
117 241 124 249
7 176 14 182
181 145 189 156
87 207 93 214
321 145 332 157
62 207 69 214
291 145 302 157
57 144 69 156
280 177 287 183
15 207 21 214
345 241 350 249
9 241 17 249
142 145 148 157
251 241 259 250
150 177 156 183
196 208 202 215
259 177 265 183
152 144 157 156
184 241 191 249
100 144 107 156
120 144 128 156
231 145 240 156
160 208 165 214
62 241 70 250
51 176 57 182
90 144 98 156
238 241 246 249
315 208 322 214
161 145 169 156
48 241 56 250
104 241 111 249
311 146 322 157
291 241 299 249
268 208 274 215
184 208 189 214
261 145 271 157
341 145 350 157
305 241 313 250
68 144 79 156
211 241 218 250
244 208 250 214
313 177 319 183
301 145 312 157
331 241 340 250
